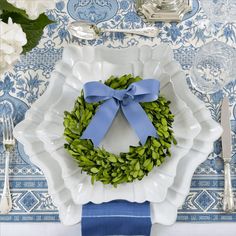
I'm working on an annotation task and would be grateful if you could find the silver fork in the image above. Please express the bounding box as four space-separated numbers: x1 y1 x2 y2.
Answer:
0 115 15 214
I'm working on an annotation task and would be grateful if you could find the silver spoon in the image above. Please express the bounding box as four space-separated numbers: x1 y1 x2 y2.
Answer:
68 21 159 40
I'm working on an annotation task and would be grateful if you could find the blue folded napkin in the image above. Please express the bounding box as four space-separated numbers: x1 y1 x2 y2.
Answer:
81 200 152 236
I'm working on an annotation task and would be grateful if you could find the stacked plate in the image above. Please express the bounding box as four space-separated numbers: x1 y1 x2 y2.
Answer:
14 44 222 225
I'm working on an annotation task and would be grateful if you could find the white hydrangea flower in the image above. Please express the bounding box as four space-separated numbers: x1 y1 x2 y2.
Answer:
7 0 57 20
0 18 27 76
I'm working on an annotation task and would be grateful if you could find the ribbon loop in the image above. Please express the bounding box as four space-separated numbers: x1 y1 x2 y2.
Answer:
81 79 160 147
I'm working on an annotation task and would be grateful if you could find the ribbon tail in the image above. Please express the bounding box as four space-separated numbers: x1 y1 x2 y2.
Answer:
80 99 119 147
122 103 158 145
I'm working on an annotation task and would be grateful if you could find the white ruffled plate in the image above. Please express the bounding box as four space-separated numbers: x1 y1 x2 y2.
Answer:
15 44 199 204
14 44 222 225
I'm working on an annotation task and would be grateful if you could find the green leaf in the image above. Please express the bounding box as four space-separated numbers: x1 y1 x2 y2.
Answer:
0 0 28 18
152 139 161 148
157 160 162 166
134 161 140 171
137 148 145 156
118 157 124 163
143 159 151 168
91 167 99 173
152 151 159 159
103 170 109 177
173 138 178 145
132 171 138 178
147 161 154 171
108 155 117 163
138 170 144 177
112 175 123 183
91 175 96 184
79 156 95 166
0 12 54 54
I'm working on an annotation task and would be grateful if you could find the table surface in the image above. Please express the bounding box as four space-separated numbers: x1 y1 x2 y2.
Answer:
0 223 235 236
1 0 236 229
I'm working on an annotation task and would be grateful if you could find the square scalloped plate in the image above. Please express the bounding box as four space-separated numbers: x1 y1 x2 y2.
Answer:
14 44 222 225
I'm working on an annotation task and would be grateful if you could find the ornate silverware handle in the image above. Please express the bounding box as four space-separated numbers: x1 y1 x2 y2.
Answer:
102 27 159 37
223 161 235 213
0 151 12 214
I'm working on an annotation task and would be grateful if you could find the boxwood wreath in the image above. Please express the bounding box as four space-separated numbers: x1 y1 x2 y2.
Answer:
64 75 177 187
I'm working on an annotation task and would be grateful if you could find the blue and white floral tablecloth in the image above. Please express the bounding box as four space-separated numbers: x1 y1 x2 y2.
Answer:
1 0 236 222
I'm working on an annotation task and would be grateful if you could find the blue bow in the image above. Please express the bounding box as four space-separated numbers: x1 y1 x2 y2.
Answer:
80 79 160 147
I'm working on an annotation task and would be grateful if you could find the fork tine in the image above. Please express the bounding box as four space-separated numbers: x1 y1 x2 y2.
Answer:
2 115 15 142
6 116 11 141
2 115 7 141
9 116 14 141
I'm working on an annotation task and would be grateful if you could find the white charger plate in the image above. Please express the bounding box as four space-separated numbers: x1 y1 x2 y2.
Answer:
14 44 222 225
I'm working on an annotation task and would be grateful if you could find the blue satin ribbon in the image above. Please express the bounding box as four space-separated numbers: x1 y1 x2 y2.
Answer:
81 79 160 147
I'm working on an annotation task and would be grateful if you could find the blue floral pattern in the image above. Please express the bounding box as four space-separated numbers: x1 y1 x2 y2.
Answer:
0 0 236 222
67 0 119 23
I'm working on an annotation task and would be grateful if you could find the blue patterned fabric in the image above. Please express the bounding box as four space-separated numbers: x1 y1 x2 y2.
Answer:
0 0 236 222
82 201 151 236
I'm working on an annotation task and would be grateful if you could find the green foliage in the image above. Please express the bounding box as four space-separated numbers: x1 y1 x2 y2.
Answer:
0 0 28 17
64 75 176 187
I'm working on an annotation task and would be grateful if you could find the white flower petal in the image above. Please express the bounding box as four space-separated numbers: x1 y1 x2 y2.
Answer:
0 43 15 54
7 0 57 19
0 19 27 75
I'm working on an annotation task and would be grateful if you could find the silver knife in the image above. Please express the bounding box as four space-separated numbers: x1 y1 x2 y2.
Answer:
221 96 235 212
